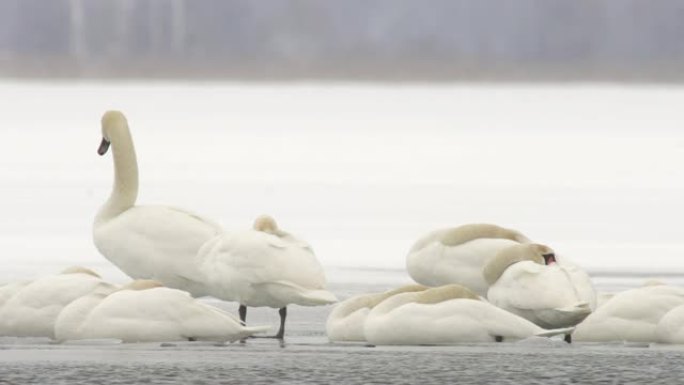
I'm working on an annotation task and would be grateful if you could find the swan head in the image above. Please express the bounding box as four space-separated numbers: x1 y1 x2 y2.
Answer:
99 110 128 155
253 215 279 233
120 280 164 291
60 266 101 278
482 243 555 285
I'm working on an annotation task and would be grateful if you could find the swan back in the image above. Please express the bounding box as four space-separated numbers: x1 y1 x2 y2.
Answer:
482 244 550 285
411 224 530 253
61 266 101 278
414 284 480 304
120 280 164 291
326 285 427 342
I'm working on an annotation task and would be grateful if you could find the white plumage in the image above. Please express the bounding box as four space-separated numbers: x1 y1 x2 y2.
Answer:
364 285 573 345
406 224 530 296
55 280 268 343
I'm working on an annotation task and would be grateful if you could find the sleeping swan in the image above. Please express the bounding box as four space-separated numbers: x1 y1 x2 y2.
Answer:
93 111 336 339
484 244 595 331
198 215 338 339
573 284 684 343
326 285 427 342
0 267 115 338
406 224 531 296
364 284 573 345
54 280 268 343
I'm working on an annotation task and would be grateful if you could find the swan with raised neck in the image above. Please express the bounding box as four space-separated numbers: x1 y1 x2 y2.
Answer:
95 110 139 224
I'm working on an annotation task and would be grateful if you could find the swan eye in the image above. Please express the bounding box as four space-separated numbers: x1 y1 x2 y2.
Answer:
98 138 111 156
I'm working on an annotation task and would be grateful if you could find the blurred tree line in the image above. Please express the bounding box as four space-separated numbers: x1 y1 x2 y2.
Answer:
0 0 682 81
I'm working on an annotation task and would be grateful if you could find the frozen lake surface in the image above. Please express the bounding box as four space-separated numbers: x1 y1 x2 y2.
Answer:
1 81 684 277
2 338 684 385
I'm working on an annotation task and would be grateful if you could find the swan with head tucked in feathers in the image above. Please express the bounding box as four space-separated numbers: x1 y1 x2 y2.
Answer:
326 285 427 342
197 215 338 339
363 284 574 345
656 301 684 344
573 283 684 343
55 280 269 343
484 244 595 331
406 224 531 296
0 267 115 338
93 111 335 339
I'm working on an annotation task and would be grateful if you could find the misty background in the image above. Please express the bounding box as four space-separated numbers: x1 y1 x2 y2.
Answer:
1 0 683 81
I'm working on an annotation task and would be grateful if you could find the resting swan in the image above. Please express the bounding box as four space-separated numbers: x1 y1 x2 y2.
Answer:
93 111 335 339
363 284 574 345
0 267 115 338
656 303 684 344
326 285 427 342
54 280 268 343
573 284 684 343
406 224 531 296
198 215 338 339
484 244 595 330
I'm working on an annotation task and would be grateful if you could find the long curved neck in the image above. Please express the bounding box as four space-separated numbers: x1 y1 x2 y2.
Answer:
97 127 138 222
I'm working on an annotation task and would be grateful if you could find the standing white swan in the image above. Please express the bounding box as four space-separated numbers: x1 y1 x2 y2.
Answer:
93 111 335 338
198 215 338 339
573 284 684 343
326 285 427 342
0 267 114 338
406 224 531 296
363 284 574 345
93 111 222 296
55 280 269 343
484 244 595 332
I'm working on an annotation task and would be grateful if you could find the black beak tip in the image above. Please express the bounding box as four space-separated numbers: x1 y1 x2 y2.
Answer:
543 253 557 265
98 138 111 156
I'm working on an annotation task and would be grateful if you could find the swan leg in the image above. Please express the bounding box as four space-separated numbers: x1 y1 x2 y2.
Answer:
238 304 248 343
275 307 287 339
239 304 247 326
495 336 503 342
564 334 572 344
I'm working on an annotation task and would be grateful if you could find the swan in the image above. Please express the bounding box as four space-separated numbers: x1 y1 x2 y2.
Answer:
93 111 335 338
656 303 684 344
484 244 595 331
54 280 269 343
0 267 115 338
198 215 338 339
93 111 222 296
326 285 427 342
363 284 574 345
573 284 684 343
406 224 531 296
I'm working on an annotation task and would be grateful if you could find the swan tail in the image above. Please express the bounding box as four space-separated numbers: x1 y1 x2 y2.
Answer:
241 325 271 336
535 302 592 327
296 289 338 306
534 326 575 338
255 281 338 306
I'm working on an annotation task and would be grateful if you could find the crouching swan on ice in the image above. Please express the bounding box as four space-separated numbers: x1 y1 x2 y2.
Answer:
484 244 595 331
326 285 427 342
406 224 531 296
0 267 114 338
55 280 268 343
573 284 684 343
363 284 574 345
